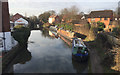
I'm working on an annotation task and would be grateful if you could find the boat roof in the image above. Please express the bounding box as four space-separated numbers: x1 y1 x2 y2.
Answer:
73 38 86 47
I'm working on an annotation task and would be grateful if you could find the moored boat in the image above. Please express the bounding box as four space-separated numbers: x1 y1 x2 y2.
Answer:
72 38 89 62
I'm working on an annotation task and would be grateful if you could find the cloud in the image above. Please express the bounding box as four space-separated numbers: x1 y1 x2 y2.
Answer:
8 0 119 16
9 0 120 2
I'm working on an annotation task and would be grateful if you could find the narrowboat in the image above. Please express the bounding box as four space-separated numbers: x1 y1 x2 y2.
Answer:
72 38 89 62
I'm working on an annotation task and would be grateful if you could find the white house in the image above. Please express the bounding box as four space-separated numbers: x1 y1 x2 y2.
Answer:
48 15 60 24
14 18 28 27
10 13 29 31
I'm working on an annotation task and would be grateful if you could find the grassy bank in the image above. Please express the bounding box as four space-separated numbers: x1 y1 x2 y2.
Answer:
88 33 120 73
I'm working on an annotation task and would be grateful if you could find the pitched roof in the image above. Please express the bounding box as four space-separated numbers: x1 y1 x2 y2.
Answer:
88 10 113 18
10 13 24 22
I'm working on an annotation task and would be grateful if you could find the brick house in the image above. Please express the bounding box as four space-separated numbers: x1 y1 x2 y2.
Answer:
88 10 113 29
48 15 60 24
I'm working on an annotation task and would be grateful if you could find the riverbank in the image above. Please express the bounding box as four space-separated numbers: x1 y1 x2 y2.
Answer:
51 26 120 73
87 33 120 73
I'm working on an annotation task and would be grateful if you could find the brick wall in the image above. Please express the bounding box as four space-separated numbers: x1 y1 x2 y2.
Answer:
2 1 10 32
0 1 2 32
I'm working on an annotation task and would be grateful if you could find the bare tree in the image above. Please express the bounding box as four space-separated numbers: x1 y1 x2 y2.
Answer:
59 5 80 22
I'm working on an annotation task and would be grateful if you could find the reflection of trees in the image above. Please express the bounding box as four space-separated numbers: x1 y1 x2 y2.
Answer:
14 48 32 64
4 46 32 73
72 59 88 73
40 28 56 40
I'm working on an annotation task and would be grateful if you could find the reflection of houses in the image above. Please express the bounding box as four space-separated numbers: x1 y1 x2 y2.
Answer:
0 0 17 52
10 13 28 30
48 15 60 24
88 10 113 29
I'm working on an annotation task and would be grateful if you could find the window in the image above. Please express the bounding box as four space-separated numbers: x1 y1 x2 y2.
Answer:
104 18 108 20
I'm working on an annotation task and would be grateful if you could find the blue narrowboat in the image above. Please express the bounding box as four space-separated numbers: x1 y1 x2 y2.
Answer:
72 38 89 62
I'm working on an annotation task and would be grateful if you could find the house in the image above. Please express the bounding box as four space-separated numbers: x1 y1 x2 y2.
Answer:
48 15 60 24
88 10 113 29
0 0 17 52
14 18 28 27
10 13 24 22
10 13 28 30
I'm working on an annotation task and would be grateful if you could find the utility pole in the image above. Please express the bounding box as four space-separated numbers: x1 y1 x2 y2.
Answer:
118 1 120 25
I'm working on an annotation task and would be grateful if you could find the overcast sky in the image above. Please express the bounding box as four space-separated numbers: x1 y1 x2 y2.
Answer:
8 0 120 17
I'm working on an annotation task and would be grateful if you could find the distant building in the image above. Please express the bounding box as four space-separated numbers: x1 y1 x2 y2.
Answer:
0 0 18 52
48 15 60 24
10 13 24 22
14 18 28 27
10 13 28 30
88 10 113 29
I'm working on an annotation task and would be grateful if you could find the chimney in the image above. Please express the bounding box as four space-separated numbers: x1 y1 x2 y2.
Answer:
1 0 10 32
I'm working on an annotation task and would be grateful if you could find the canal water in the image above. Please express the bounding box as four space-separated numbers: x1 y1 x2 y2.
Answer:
12 30 89 73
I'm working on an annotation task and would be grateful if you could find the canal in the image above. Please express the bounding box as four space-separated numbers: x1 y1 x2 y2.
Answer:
10 30 89 73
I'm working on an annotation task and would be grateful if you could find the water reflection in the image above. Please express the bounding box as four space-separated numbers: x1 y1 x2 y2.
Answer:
14 49 31 64
11 30 88 73
41 28 56 39
6 47 32 73
59 35 88 73
72 59 88 73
